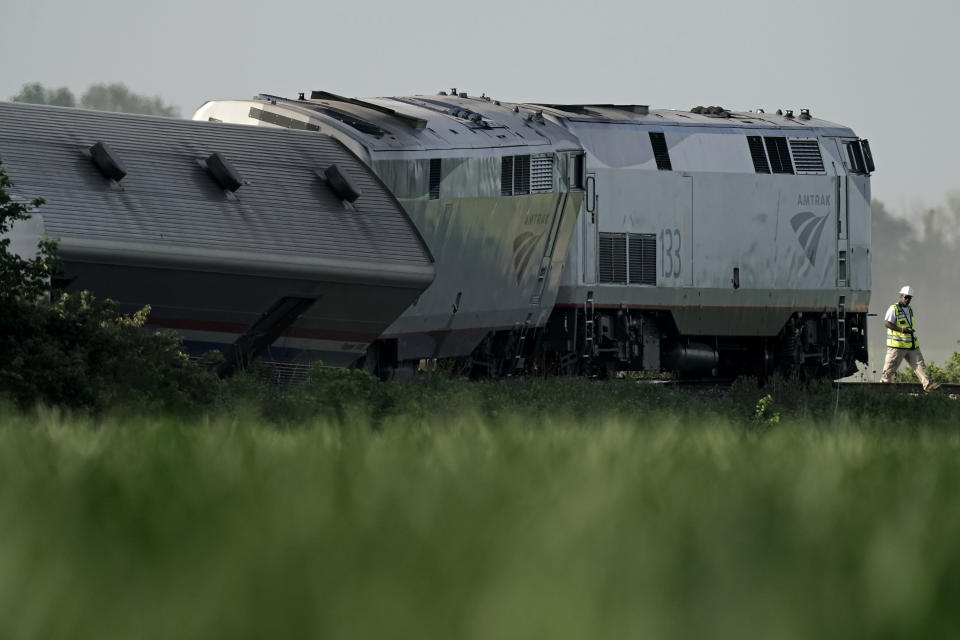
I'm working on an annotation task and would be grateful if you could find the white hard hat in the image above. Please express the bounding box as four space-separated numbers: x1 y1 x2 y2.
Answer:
899 285 914 297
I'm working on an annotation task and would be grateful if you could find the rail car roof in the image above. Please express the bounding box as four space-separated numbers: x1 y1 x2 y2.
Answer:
0 101 434 287
229 91 583 153
230 92 857 151
522 102 856 136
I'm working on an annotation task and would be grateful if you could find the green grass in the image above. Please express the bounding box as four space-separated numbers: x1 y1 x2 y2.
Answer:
2 385 960 639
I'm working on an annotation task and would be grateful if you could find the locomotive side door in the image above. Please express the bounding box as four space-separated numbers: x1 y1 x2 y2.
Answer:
583 170 598 283
836 175 849 287
662 175 693 287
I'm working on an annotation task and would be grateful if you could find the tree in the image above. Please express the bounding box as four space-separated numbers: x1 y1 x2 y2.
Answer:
0 165 217 412
10 82 76 107
80 83 180 117
0 170 58 304
9 82 180 117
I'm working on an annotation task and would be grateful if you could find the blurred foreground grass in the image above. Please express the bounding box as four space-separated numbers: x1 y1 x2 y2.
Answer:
2 381 960 639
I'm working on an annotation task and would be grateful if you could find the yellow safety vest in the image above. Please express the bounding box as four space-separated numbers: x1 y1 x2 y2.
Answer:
886 304 918 349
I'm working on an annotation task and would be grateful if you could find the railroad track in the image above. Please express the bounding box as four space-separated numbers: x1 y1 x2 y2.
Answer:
658 378 960 396
836 381 960 395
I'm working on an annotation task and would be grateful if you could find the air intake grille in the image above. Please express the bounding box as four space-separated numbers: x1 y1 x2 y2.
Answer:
789 139 825 174
599 233 628 283
531 154 553 191
429 158 441 199
501 155 531 196
628 233 657 285
649 132 672 170
764 137 794 174
501 156 513 196
747 136 770 173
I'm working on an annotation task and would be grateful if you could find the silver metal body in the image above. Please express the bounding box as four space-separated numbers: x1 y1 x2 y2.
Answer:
543 106 870 326
193 93 873 378
526 104 872 377
195 93 584 368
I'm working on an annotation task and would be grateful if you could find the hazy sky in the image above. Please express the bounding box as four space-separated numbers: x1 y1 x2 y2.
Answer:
2 0 956 213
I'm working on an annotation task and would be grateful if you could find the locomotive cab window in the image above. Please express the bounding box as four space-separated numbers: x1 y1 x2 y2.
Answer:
570 152 585 190
860 139 875 172
844 139 874 174
845 140 866 174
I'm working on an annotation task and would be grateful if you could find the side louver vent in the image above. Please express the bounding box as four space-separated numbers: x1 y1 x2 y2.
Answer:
649 132 672 171
501 156 513 196
764 137 794 174
628 233 657 285
599 233 628 283
501 155 531 196
514 155 530 195
789 139 825 174
429 158 441 200
747 136 770 174
531 155 553 191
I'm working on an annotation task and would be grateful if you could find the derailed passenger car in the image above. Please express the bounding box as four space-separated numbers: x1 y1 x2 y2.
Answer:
0 101 434 376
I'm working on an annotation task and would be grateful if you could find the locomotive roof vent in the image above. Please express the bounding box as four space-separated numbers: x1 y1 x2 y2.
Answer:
784 110 794 119
800 108 812 120
89 141 127 182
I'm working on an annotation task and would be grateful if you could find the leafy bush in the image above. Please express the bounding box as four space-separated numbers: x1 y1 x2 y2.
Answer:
0 166 219 412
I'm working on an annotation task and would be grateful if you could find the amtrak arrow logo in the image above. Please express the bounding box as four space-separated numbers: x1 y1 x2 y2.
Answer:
513 230 545 285
790 211 828 266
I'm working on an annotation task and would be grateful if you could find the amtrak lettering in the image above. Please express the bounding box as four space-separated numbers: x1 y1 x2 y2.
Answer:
523 212 550 225
796 194 831 207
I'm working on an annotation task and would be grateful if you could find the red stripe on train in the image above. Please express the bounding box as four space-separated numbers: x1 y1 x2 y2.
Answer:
146 317 377 342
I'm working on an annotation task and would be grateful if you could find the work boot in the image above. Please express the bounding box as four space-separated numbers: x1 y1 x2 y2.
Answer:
925 382 942 392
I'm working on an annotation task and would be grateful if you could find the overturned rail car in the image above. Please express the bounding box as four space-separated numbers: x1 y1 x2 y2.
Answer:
0 101 434 375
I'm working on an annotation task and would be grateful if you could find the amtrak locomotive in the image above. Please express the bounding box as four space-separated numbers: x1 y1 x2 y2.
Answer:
195 91 874 379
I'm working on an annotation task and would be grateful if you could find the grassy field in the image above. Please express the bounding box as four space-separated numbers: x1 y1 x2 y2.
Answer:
2 380 960 639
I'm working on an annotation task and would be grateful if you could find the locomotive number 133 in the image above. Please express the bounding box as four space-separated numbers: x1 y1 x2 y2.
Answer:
660 228 682 278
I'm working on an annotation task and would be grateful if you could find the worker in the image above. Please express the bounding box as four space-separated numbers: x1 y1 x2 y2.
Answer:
881 285 940 391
